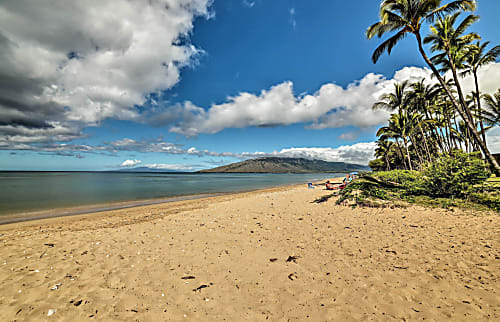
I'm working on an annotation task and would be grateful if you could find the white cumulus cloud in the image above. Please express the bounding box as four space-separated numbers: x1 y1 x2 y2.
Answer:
120 159 142 167
3 134 377 165
167 63 500 137
0 0 211 144
486 127 500 154
144 163 194 171
268 142 377 165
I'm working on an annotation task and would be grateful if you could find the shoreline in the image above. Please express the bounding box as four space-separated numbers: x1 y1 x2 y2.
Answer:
0 179 327 226
0 193 228 226
0 174 333 225
0 179 497 320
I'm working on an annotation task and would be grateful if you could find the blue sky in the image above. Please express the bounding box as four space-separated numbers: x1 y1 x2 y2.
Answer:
0 0 499 171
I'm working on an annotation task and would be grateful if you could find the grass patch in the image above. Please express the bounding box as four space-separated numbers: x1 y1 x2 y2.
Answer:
335 175 498 212
334 152 498 212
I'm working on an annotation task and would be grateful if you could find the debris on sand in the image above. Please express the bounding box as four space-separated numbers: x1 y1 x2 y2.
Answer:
69 299 83 307
193 284 209 292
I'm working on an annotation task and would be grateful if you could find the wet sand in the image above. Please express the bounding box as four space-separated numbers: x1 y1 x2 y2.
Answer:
0 181 498 321
0 193 228 226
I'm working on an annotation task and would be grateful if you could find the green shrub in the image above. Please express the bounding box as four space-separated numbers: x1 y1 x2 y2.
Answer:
468 192 500 212
336 181 389 205
374 170 426 195
374 170 421 185
368 158 385 171
336 151 493 211
423 151 490 198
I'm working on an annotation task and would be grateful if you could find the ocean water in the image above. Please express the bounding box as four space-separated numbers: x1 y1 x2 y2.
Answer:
0 172 338 216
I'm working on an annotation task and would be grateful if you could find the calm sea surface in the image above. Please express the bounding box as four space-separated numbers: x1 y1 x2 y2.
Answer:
0 172 338 216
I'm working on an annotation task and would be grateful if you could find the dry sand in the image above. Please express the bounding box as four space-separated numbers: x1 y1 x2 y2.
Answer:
0 181 498 321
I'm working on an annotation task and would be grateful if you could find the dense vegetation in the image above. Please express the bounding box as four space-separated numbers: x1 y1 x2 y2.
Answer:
316 1 500 212
366 0 500 175
335 152 499 212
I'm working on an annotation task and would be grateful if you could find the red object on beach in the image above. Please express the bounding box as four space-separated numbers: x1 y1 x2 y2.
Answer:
326 183 338 190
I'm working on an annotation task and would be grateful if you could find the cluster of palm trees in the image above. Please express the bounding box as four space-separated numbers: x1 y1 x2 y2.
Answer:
366 0 500 174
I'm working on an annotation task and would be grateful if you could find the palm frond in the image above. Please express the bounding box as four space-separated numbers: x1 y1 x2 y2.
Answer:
418 0 441 20
372 29 408 63
427 0 476 22
454 14 479 38
367 20 404 39
480 45 500 65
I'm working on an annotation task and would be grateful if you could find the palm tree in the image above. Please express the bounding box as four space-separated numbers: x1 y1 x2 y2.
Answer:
407 111 427 166
374 82 415 169
461 41 500 142
375 138 395 170
483 89 500 128
366 0 500 173
424 13 480 131
406 80 440 115
372 81 410 112
379 110 415 170
377 123 408 170
411 111 435 162
407 80 442 157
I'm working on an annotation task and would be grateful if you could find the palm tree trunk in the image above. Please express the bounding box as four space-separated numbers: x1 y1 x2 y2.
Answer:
414 32 500 174
433 128 443 152
429 120 443 152
402 137 413 171
443 125 452 152
410 134 424 167
473 69 488 144
424 108 443 152
385 154 391 171
462 130 468 151
445 110 455 151
395 139 407 170
444 108 454 151
446 51 475 124
419 125 432 162
452 115 462 151
446 53 480 153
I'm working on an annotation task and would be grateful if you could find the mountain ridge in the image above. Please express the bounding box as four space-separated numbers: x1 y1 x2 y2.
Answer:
199 157 369 173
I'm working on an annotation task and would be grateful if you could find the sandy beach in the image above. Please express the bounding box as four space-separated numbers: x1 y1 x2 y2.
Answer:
0 181 498 321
